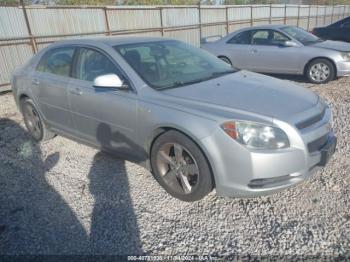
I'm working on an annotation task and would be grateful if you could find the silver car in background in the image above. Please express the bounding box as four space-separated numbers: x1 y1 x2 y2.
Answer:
11 37 336 202
202 25 350 84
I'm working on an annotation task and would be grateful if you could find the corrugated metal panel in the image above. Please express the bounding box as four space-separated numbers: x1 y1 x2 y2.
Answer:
286 5 298 17
201 24 226 38
0 41 33 85
201 7 226 24
252 5 270 19
0 7 29 38
164 28 199 46
271 4 285 18
299 6 310 17
26 7 106 36
310 6 318 16
228 6 251 21
107 7 160 31
228 22 251 33
162 7 198 27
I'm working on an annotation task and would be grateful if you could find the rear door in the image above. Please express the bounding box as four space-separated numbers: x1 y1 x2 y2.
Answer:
244 29 300 74
67 46 142 161
224 30 253 69
32 46 76 133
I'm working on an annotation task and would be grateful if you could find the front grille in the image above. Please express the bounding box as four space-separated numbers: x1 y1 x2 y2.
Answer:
308 133 329 153
296 108 326 130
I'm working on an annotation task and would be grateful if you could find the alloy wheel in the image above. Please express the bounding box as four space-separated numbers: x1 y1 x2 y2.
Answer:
156 143 199 194
23 102 43 140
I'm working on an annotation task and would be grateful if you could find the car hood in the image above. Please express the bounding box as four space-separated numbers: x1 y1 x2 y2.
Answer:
162 70 319 120
310 40 350 52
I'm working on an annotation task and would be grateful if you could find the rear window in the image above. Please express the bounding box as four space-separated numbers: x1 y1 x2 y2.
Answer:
36 47 75 77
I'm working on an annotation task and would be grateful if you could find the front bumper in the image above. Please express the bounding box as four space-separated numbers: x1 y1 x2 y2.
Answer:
336 61 350 76
200 106 336 198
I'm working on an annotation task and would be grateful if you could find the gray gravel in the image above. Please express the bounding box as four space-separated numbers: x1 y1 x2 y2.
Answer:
0 76 350 257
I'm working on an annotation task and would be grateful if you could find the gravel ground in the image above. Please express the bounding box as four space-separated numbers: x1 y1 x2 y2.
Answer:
0 76 349 258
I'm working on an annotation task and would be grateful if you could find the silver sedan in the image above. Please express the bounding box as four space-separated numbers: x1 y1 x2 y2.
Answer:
201 25 350 84
11 37 336 201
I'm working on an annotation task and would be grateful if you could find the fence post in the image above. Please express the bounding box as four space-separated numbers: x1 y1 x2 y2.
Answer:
297 4 300 27
331 4 334 23
307 5 311 31
159 7 164 36
225 6 229 34
315 5 318 27
250 5 253 26
20 0 37 53
104 7 111 36
323 5 326 26
269 3 272 24
198 2 202 43
284 4 287 25
343 5 346 18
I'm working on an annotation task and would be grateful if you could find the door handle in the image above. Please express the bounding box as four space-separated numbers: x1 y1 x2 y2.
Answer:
32 79 39 85
70 88 83 96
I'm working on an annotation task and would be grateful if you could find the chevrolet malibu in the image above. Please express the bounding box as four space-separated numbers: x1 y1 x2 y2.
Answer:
11 37 337 201
201 25 350 84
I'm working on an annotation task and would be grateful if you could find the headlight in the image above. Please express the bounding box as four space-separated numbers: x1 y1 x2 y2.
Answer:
221 121 290 150
341 52 350 61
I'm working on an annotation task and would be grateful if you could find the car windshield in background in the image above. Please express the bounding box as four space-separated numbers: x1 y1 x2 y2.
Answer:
114 40 235 90
280 26 322 45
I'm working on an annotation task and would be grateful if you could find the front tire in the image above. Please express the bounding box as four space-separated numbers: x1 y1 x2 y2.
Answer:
306 58 335 84
21 98 55 142
150 131 213 202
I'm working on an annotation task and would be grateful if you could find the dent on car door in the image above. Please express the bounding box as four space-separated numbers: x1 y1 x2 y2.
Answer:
33 47 76 132
68 47 144 162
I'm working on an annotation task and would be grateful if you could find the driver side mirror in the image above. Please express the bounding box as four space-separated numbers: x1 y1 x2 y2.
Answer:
282 40 299 47
93 74 129 90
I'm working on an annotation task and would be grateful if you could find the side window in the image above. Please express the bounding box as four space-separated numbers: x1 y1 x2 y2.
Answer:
271 31 290 46
227 31 252 45
341 21 350 28
251 30 270 45
74 48 120 82
36 47 74 77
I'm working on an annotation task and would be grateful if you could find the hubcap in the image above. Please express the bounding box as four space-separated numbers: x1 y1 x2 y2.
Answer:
156 143 199 194
309 63 330 83
23 103 42 140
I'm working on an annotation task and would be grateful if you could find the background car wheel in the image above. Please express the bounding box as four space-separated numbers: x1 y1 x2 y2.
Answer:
218 56 232 66
21 98 55 142
150 130 214 202
306 58 335 84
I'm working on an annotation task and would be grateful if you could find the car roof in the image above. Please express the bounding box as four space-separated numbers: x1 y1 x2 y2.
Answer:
50 36 174 48
239 24 290 31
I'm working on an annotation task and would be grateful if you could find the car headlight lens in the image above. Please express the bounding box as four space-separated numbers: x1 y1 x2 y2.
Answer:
221 121 290 150
341 52 350 61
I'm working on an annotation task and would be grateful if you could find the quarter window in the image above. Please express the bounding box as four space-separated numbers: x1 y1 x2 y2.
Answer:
36 47 74 77
74 48 120 82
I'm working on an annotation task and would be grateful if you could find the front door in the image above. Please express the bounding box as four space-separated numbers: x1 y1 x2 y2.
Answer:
67 47 144 162
245 29 300 74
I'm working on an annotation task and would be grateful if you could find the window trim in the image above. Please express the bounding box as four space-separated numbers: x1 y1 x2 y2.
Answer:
35 46 76 79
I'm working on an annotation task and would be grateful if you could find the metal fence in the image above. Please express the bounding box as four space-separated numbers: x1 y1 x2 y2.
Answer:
1 3 350 89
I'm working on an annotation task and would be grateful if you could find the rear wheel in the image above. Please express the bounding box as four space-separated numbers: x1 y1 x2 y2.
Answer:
21 98 55 142
150 131 213 202
306 58 335 84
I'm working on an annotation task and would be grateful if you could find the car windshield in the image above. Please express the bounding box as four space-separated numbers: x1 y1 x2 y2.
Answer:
280 26 323 45
114 40 235 90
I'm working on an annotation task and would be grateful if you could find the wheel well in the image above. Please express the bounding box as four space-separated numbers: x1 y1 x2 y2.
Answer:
148 127 216 187
304 57 337 76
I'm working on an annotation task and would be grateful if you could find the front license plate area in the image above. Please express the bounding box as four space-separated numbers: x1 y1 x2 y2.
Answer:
318 136 337 167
